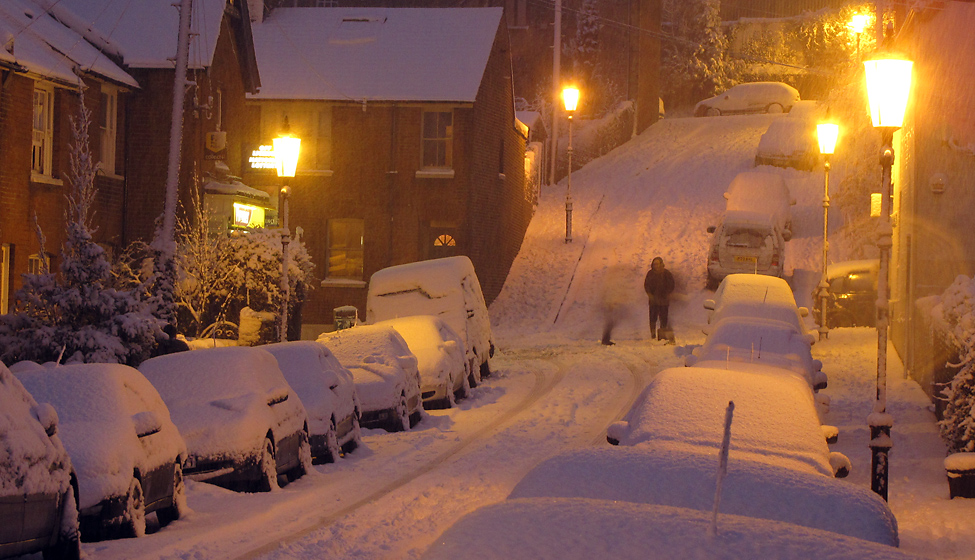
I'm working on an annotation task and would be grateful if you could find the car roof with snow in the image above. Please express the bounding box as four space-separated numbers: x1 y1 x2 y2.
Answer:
509 445 897 546
422 497 916 560
614 367 832 476
319 324 417 372
694 317 819 383
372 315 464 372
261 341 351 430
827 259 880 281
719 209 778 229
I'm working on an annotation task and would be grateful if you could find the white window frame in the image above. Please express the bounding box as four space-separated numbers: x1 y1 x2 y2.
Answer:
421 109 453 171
99 83 119 176
325 218 364 281
32 83 54 178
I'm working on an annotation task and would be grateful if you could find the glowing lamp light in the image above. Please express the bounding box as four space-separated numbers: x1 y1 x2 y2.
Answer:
848 14 869 34
562 86 580 112
863 57 914 129
817 123 839 156
870 193 883 217
273 134 301 178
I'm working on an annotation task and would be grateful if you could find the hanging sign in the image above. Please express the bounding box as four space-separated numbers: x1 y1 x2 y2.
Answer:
205 131 227 161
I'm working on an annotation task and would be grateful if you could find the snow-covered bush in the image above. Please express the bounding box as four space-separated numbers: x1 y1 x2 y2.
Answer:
936 275 975 453
0 94 161 366
662 0 739 108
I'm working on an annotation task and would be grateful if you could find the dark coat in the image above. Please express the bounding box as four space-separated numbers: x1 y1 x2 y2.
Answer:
644 268 675 305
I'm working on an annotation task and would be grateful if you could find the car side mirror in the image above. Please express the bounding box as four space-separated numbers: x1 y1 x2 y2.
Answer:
781 230 792 242
829 451 851 478
813 369 827 392
684 355 698 367
723 192 730 200
822 425 839 445
132 411 162 438
798 307 809 317
703 299 715 311
707 226 716 234
805 333 817 346
606 421 628 446
31 403 59 437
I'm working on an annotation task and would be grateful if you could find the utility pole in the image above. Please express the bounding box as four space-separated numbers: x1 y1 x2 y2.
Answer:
549 0 562 188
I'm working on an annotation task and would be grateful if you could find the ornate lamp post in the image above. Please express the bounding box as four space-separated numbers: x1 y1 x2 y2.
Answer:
863 54 913 501
848 14 869 59
562 85 579 243
273 119 301 343
816 122 839 341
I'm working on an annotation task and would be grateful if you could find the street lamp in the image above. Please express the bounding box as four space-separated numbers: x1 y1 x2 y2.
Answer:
863 54 913 501
273 118 301 342
848 14 869 58
562 85 580 244
816 121 839 341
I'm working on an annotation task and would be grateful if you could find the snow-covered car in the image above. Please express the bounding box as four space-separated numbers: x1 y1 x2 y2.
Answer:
374 315 471 409
606 366 849 478
0 362 79 559
138 347 310 493
509 445 898 546
262 341 362 464
703 274 812 340
695 81 800 117
685 317 826 391
367 256 494 382
318 324 423 432
706 210 786 288
422 499 913 560
755 100 822 170
15 363 187 541
812 259 880 328
723 170 795 240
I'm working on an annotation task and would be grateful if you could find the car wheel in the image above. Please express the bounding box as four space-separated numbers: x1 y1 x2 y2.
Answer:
287 428 312 482
43 485 80 560
253 438 278 492
455 369 471 401
156 461 185 527
120 477 146 538
390 393 411 432
467 358 480 388
706 107 721 117
341 409 362 454
321 419 341 464
479 358 491 379
767 103 784 114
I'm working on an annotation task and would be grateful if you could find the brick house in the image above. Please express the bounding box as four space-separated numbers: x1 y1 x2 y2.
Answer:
0 0 138 313
244 7 533 335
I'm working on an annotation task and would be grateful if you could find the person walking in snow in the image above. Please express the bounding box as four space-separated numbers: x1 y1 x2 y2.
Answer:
644 256 675 341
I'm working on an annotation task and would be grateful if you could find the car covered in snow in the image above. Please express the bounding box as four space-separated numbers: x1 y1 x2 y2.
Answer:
367 256 494 382
0 362 79 559
318 324 423 432
138 347 310 493
694 82 800 117
509 445 898 546
606 366 849 478
723 170 795 240
703 274 812 340
14 362 187 541
685 317 827 391
755 100 823 170
263 341 363 464
373 315 472 409
706 210 786 288
812 259 879 329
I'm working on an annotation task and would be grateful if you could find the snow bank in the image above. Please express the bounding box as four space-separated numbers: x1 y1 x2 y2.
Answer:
509 445 897 545
423 498 917 560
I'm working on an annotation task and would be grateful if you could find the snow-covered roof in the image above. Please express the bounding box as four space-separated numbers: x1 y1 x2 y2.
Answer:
0 0 137 87
204 179 271 201
249 7 502 102
52 0 227 69
827 259 879 281
509 445 898 546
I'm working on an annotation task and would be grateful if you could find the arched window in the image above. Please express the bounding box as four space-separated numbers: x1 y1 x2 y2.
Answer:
434 234 456 247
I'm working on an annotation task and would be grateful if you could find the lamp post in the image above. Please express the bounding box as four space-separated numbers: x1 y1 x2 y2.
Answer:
848 14 869 59
816 122 839 341
273 119 301 343
562 86 579 243
863 54 913 501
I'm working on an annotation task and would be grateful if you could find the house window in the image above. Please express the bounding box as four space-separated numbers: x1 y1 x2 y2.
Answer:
261 104 331 172
32 84 54 176
327 219 364 280
422 110 453 168
99 84 118 175
27 252 52 275
426 224 460 260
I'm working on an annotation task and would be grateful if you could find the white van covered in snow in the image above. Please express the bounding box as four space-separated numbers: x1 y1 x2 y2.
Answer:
366 256 494 382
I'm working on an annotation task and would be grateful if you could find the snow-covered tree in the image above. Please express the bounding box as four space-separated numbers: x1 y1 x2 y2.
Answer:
0 94 161 365
937 276 975 453
662 0 736 108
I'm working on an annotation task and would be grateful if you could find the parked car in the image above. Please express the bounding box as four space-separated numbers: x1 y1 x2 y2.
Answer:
706 210 786 289
0 362 79 559
606 366 849 478
15 363 187 541
686 317 826 391
813 259 880 328
509 445 897 546
723 170 795 240
755 100 822 170
318 324 423 432
139 347 310 493
367 256 494 382
374 315 472 409
263 341 363 464
694 82 800 117
704 274 812 341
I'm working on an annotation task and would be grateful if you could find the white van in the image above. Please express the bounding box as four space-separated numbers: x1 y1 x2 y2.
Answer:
366 256 494 383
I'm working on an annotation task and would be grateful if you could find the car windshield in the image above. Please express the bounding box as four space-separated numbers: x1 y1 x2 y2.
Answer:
725 228 768 248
